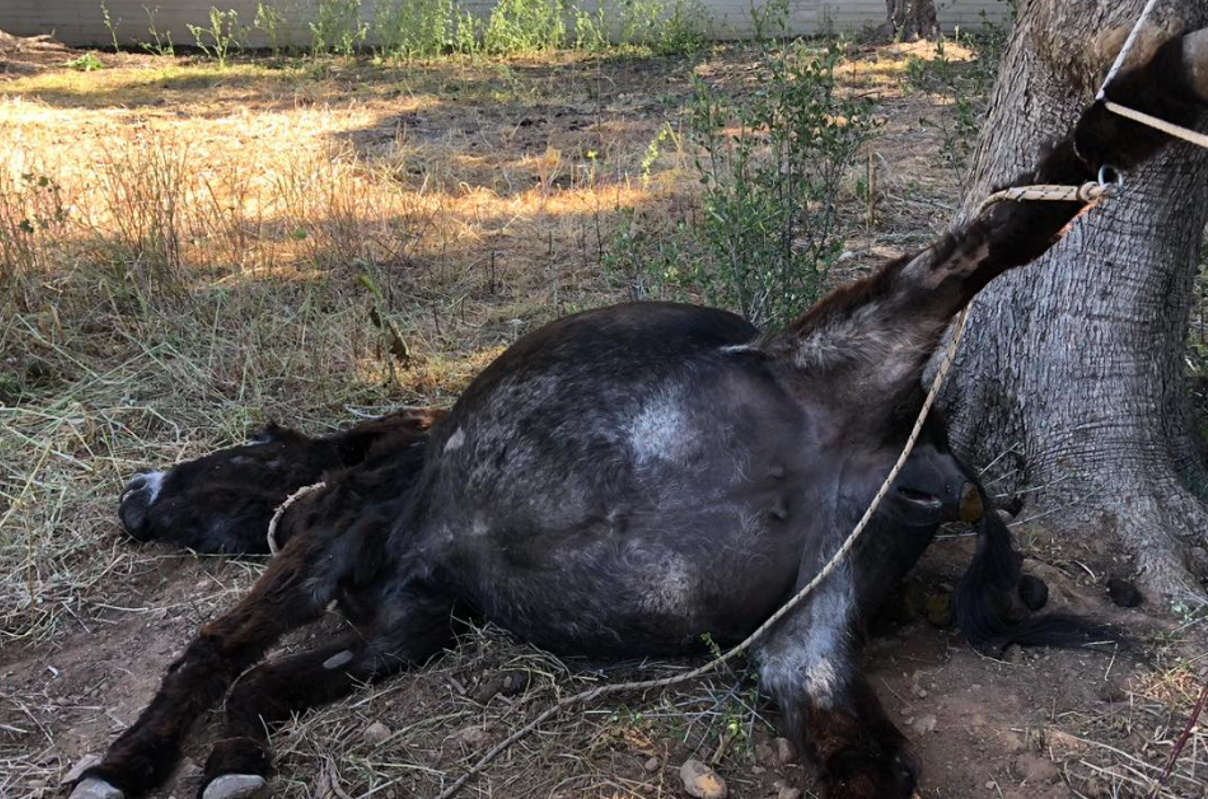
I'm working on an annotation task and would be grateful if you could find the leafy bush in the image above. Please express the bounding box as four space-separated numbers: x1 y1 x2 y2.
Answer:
611 42 873 326
483 0 567 55
374 0 454 58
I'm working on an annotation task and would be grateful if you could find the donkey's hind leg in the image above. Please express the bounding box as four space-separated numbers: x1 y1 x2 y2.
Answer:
755 562 915 799
199 584 456 799
70 535 340 799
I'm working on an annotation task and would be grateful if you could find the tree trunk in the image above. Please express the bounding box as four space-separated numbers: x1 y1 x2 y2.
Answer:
881 0 940 42
944 0 1208 602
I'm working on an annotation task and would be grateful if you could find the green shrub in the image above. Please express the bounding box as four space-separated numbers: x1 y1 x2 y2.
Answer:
682 42 874 325
483 0 566 55
374 0 453 58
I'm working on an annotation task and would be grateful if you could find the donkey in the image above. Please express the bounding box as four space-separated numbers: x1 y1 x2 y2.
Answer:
71 34 1208 799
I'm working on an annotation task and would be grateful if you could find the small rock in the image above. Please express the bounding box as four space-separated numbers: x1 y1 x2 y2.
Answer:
984 781 997 790
754 741 776 765
62 754 101 785
1011 753 1060 784
751 766 766 775
452 725 493 750
777 788 802 799
363 721 392 746
643 756 661 773
912 714 937 735
1002 644 1024 664
774 737 798 765
680 759 728 799
912 685 929 699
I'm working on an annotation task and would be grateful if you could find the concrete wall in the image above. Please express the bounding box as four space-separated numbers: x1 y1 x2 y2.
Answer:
2 0 1011 49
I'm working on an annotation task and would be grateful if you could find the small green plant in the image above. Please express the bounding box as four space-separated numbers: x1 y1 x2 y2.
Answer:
483 0 566 55
374 0 453 59
140 5 176 57
620 0 707 56
253 3 287 57
100 1 122 52
188 7 242 67
64 52 105 71
573 3 610 53
311 0 367 56
682 41 875 325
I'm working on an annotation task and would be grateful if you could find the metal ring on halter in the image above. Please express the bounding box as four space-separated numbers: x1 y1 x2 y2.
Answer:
1098 164 1124 194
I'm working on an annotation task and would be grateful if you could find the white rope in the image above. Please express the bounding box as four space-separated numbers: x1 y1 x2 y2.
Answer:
266 481 327 554
1104 100 1208 151
1093 1 1208 157
979 181 1114 209
1097 0 1162 100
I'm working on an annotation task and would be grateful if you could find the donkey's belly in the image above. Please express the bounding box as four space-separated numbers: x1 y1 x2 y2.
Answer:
448 506 806 657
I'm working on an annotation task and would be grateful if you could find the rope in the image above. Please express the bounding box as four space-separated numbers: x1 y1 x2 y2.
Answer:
1104 101 1208 151
266 481 327 555
1097 0 1162 101
1094 0 1208 154
978 181 1113 210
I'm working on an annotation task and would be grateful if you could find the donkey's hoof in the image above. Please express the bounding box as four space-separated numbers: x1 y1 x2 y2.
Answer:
201 775 268 799
70 778 124 799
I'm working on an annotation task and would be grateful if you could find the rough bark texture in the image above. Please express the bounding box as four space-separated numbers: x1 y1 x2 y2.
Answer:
880 0 939 42
943 0 1208 601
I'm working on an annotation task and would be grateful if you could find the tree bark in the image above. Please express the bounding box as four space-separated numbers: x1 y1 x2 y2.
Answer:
881 0 940 42
944 0 1208 602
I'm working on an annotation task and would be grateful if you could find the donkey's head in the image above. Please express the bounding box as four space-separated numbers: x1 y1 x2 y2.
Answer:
118 409 443 554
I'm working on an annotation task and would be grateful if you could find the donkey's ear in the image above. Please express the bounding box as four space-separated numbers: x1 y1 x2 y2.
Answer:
248 421 306 445
248 422 284 445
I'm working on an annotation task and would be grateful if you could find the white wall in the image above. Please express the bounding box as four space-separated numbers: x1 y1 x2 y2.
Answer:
1 0 1011 49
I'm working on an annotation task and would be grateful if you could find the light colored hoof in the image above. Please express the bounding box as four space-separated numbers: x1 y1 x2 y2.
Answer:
201 774 269 799
69 777 124 799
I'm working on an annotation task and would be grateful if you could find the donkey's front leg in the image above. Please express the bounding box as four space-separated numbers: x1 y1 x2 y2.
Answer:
755 562 914 799
71 534 337 799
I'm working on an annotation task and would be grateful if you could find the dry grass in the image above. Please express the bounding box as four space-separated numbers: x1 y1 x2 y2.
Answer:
11 39 1206 799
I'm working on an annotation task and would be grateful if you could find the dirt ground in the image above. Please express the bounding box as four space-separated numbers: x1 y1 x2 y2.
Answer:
2 32 1207 799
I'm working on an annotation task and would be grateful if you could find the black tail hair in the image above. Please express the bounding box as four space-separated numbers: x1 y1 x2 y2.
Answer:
955 494 1118 657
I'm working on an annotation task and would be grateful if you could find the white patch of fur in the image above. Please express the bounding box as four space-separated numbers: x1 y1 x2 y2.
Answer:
756 566 855 710
720 343 759 354
123 470 165 504
628 391 696 464
804 660 840 705
444 427 466 453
